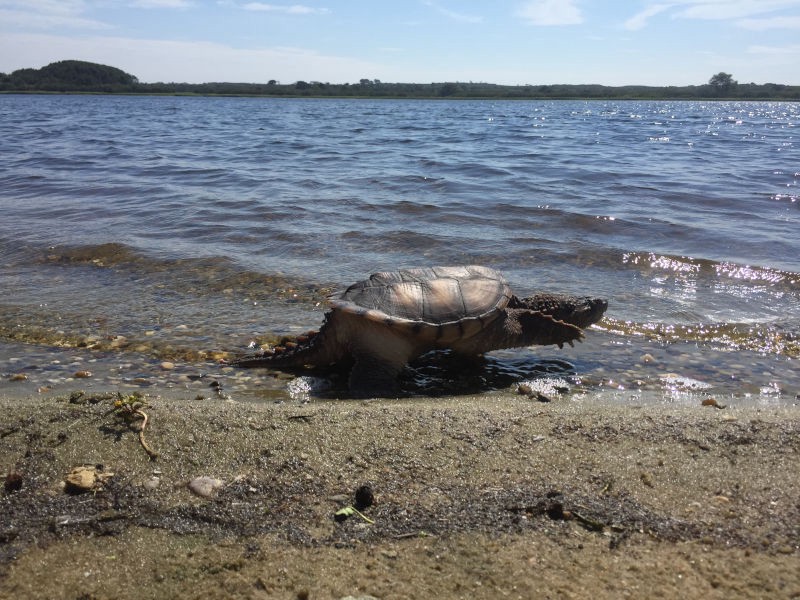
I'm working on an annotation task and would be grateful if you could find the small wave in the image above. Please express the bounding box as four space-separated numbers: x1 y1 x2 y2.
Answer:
31 241 333 300
622 251 800 288
598 317 799 357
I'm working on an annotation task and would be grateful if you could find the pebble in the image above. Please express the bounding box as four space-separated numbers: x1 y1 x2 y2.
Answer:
701 398 726 409
108 335 127 349
188 476 224 498
354 485 375 509
73 370 92 378
143 476 161 491
9 373 28 382
160 361 175 371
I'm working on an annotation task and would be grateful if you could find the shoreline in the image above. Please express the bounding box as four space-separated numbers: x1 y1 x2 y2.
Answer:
2 389 798 598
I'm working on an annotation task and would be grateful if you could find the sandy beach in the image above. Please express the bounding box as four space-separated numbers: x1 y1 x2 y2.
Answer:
1 388 798 599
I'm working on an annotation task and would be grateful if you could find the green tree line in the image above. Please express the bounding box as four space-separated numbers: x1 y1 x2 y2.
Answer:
2 61 798 100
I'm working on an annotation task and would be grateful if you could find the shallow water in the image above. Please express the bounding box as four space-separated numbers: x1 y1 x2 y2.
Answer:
0 95 797 405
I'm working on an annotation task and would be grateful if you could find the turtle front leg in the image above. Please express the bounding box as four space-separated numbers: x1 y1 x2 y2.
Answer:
454 308 584 353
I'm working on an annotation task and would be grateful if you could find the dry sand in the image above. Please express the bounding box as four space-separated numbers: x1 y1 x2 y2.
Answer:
1 390 799 599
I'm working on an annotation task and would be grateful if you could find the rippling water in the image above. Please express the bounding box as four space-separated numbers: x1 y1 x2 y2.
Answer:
0 95 797 404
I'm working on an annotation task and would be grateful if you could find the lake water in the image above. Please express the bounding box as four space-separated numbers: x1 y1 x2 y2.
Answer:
0 94 797 405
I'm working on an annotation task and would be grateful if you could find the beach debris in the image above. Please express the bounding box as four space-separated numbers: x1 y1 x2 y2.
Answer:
188 476 225 498
334 505 374 524
64 465 114 494
571 511 606 532
111 392 159 460
334 484 376 524
287 413 315 422
701 398 727 409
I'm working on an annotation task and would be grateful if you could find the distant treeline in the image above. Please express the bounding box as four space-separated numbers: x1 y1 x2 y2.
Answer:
2 60 799 100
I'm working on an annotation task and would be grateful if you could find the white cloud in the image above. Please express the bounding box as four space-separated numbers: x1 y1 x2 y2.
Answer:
623 0 800 28
737 15 800 29
0 0 88 15
516 0 583 26
0 7 110 30
131 0 194 7
748 43 800 56
241 3 330 14
674 0 800 20
623 4 672 30
423 2 482 23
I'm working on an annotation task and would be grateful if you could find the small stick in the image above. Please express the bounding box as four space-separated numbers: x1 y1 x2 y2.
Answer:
133 408 159 460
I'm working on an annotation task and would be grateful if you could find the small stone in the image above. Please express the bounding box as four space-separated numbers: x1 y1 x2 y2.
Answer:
4 472 23 493
354 485 375 509
108 335 127 348
701 398 726 409
160 361 175 371
188 476 224 498
641 353 655 364
9 373 28 382
73 370 92 379
143 476 160 491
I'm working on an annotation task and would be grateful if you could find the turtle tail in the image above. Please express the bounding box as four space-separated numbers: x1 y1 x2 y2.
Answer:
230 313 341 369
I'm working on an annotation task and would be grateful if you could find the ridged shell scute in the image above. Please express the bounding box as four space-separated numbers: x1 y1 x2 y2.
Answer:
330 265 512 328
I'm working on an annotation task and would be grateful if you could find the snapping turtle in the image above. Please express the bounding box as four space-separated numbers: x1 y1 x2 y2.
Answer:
232 265 607 396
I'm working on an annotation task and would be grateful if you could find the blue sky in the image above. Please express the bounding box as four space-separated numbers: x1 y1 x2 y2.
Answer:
1 1 799 86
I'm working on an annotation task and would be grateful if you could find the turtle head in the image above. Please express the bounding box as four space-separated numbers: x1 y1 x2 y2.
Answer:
511 294 607 329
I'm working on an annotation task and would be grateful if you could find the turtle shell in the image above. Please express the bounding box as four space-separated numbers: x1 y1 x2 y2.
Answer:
330 265 512 329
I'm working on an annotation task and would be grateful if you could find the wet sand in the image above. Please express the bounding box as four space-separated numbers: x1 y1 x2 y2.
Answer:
1 390 799 599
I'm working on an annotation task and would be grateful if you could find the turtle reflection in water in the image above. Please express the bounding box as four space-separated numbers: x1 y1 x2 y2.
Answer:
232 265 607 396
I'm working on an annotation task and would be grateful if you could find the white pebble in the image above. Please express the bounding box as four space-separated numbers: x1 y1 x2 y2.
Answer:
188 476 224 498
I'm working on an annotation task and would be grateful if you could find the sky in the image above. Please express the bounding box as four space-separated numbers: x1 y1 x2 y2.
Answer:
1 0 799 86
